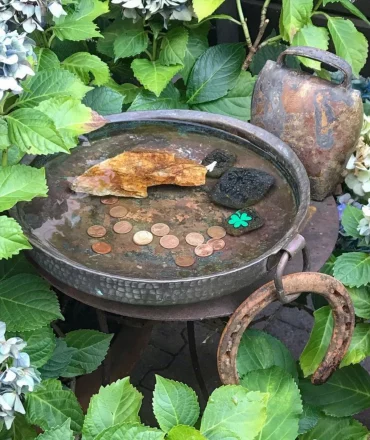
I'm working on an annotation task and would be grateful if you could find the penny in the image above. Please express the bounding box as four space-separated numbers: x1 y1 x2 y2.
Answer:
87 225 107 238
101 196 118 205
185 232 205 247
195 243 214 257
175 255 195 267
208 238 226 251
133 231 153 246
113 221 133 234
92 242 112 254
109 206 128 218
151 223 170 237
160 235 180 249
207 226 226 239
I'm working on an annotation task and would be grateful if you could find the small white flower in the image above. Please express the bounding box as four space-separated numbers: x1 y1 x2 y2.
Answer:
48 1 66 17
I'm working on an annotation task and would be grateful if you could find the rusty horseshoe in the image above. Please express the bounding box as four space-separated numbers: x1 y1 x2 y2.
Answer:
217 272 355 386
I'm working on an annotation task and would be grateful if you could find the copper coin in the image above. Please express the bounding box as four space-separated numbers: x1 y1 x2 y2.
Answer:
87 225 107 238
185 232 205 247
195 243 214 257
160 235 180 249
208 238 226 251
175 255 195 267
133 231 153 246
207 226 226 239
151 223 170 237
109 206 128 218
113 221 133 234
92 242 112 254
101 196 118 205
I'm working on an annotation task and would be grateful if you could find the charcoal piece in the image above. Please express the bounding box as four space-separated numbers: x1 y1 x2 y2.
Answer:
224 208 264 236
202 149 237 178
211 167 275 209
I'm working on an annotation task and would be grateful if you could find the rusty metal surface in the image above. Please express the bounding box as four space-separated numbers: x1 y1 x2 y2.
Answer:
27 197 338 320
217 273 355 385
12 110 310 306
252 46 363 201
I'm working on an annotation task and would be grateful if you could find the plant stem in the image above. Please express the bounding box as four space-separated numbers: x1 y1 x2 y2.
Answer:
48 33 56 48
152 35 158 60
313 0 323 12
145 50 153 60
0 92 8 115
236 0 253 48
259 34 282 48
1 149 8 167
41 31 49 48
261 0 272 23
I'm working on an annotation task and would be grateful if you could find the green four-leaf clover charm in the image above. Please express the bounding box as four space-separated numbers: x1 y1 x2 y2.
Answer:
228 211 252 228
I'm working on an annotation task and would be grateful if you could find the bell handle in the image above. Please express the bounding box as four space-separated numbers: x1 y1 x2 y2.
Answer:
277 46 352 89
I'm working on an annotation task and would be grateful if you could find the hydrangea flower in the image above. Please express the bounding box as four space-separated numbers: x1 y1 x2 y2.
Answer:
358 201 370 243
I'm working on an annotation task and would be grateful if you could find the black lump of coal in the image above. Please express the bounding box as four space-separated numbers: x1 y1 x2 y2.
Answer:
202 149 237 178
223 208 264 236
211 167 275 209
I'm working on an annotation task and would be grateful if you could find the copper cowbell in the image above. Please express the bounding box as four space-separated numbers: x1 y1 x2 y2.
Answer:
251 46 363 201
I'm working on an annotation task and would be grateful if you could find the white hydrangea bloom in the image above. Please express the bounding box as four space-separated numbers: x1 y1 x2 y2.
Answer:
358 200 370 243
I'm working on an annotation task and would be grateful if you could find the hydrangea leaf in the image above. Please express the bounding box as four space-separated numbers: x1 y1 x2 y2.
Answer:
333 252 370 287
95 423 165 440
347 286 370 319
200 386 268 440
0 274 62 331
159 27 189 66
0 414 37 440
340 323 370 367
167 426 206 440
0 253 36 282
323 0 370 26
129 83 187 111
36 419 73 440
25 379 84 433
131 60 182 97
192 0 226 21
104 79 140 104
83 86 124 115
292 24 329 70
240 367 303 440
153 376 200 433
0 165 47 211
279 0 313 42
237 329 298 380
0 119 10 150
114 29 149 60
39 339 77 380
186 44 245 104
181 28 209 84
20 326 56 368
0 216 31 260
61 52 110 86
298 405 320 435
341 205 364 238
299 415 368 439
300 364 370 417
34 48 60 72
82 378 143 440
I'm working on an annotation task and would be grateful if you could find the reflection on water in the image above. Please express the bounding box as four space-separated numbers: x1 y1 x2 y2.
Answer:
17 122 297 280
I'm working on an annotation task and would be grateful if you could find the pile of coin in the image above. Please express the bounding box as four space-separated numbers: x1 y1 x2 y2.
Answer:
87 197 227 267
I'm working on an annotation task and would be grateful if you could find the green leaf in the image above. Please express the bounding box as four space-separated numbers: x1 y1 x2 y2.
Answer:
104 79 140 104
292 24 329 70
193 71 256 122
114 29 149 60
300 364 370 417
333 252 370 287
37 97 106 148
153 375 200 433
0 414 37 440
20 326 56 368
131 59 182 97
0 119 10 150
129 83 187 111
300 306 332 377
82 378 143 440
327 17 368 76
237 329 298 380
299 415 368 440
250 42 300 76
347 286 370 319
0 165 47 211
167 426 206 440
298 405 320 435
52 0 109 41
95 423 165 440
0 253 36 281
323 0 370 26
280 0 313 42
181 28 209 84
192 0 226 21
83 86 124 115
159 27 189 66
34 48 60 72
6 109 69 155
200 386 267 440
62 52 109 86
186 44 245 104
240 366 303 440
16 69 91 108
0 274 62 331
39 339 77 379
36 419 74 440
97 18 141 58
0 216 31 260
340 323 370 367
320 254 336 276
62 329 112 377
25 379 84 433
